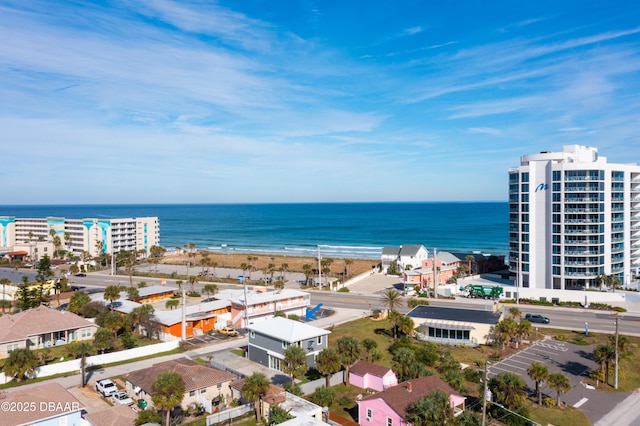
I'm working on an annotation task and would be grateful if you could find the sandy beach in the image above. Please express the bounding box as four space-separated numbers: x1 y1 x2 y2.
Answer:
160 252 379 277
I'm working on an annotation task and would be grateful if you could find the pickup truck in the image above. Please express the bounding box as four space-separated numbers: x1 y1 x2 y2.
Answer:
95 379 118 397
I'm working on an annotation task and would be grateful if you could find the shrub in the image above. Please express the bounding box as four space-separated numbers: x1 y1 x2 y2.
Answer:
337 287 350 292
407 298 430 308
613 306 627 312
187 292 201 298
372 309 381 319
555 334 566 341
489 352 502 362
463 368 482 383
543 397 556 408
288 314 299 321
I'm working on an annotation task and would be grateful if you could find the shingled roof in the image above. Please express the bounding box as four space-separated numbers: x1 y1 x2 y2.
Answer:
349 360 393 378
83 404 136 426
360 376 460 417
0 382 83 426
125 357 235 394
0 306 97 344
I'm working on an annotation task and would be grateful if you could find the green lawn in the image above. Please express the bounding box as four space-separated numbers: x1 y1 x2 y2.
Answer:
529 405 591 426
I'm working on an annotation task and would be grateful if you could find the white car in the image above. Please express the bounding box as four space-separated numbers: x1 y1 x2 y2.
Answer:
95 379 118 397
111 391 134 406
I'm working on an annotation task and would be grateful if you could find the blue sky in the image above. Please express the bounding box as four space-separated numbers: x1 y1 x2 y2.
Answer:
2 1 640 204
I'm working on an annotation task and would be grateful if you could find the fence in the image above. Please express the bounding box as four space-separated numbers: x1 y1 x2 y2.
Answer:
206 403 254 425
299 371 344 395
210 360 245 380
6 340 182 382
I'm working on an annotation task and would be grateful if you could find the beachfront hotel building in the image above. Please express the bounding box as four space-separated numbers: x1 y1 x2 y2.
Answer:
509 145 640 293
0 216 159 260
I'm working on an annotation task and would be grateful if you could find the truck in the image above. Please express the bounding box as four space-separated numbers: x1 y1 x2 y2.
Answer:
95 379 118 397
465 284 503 299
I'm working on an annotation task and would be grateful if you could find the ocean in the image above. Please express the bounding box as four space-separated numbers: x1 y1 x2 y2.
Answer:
0 202 508 259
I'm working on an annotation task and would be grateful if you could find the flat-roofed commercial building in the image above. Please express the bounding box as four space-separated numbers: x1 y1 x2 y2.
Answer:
509 145 640 293
0 215 159 260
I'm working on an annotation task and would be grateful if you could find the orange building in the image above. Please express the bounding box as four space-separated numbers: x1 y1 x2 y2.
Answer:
154 299 231 340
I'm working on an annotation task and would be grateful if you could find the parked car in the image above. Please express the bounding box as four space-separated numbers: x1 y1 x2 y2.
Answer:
95 379 118 397
75 273 87 277
111 391 134 406
220 327 239 337
525 313 550 324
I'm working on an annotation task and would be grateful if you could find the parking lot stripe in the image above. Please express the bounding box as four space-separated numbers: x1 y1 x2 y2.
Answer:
574 397 588 408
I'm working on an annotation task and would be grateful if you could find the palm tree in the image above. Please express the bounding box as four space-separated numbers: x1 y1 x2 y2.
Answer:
103 285 121 310
175 280 183 293
406 390 454 426
283 345 308 384
465 255 475 275
495 318 517 349
165 299 180 310
337 336 360 384
527 362 549 405
152 372 185 426
344 258 353 277
392 347 415 381
315 348 341 388
302 264 313 285
396 315 415 337
381 288 403 313
280 263 289 282
210 261 218 277
0 278 10 314
594 344 615 385
489 372 527 409
3 348 39 382
362 338 378 362
242 372 270 421
188 275 199 294
597 273 610 291
202 284 218 299
548 372 571 405
609 334 629 353
69 341 95 387
508 307 522 321
514 319 531 348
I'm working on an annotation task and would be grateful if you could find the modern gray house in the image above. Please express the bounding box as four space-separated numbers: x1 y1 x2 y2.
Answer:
246 317 331 372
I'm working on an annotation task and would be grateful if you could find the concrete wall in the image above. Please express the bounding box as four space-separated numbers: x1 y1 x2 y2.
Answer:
23 340 180 381
299 371 344 395
509 287 626 304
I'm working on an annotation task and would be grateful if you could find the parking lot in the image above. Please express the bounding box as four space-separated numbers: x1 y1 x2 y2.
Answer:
488 338 626 424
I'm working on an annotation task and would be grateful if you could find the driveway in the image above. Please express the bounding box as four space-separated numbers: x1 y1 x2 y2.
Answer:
488 338 629 424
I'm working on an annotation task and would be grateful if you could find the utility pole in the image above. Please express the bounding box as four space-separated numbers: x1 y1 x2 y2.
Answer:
317 245 322 289
482 361 489 426
181 286 186 341
615 314 620 389
432 248 438 299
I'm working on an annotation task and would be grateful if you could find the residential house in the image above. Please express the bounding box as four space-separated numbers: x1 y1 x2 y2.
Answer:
0 382 83 426
402 250 459 295
381 245 429 274
83 404 136 426
247 317 330 371
357 376 465 426
408 305 502 346
125 357 236 413
0 306 98 358
230 382 323 424
152 299 231 340
216 287 310 328
349 360 398 392
91 290 232 340
230 379 286 419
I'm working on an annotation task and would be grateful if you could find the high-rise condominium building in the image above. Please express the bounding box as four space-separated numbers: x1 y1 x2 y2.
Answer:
509 145 640 291
0 216 159 261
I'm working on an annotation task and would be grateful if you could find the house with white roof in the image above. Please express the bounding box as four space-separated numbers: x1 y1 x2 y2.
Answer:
247 317 330 371
216 287 310 328
381 245 429 273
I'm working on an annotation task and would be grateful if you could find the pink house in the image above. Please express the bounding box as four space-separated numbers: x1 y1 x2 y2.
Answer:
357 376 466 426
349 360 398 392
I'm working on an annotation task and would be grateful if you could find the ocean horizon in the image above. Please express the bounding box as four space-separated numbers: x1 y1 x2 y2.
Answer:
0 202 509 259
